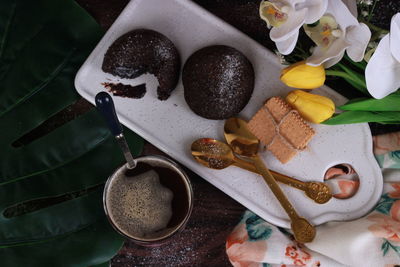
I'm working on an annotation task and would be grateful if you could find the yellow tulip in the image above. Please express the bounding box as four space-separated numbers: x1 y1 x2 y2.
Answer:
286 90 335 124
280 61 326 89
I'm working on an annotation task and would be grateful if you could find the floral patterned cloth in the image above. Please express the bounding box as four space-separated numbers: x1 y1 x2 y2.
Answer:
226 132 400 267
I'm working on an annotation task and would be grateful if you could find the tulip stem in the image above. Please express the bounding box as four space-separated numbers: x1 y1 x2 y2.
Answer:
337 63 367 85
367 1 376 22
325 70 368 94
343 54 366 70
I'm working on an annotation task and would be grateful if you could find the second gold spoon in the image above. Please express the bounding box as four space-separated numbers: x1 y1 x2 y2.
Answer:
224 118 316 243
191 138 332 204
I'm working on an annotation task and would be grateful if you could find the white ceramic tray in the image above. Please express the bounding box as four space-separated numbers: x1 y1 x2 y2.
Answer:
75 0 383 228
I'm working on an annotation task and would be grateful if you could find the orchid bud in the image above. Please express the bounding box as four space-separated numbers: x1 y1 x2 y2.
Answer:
280 61 326 89
286 90 335 124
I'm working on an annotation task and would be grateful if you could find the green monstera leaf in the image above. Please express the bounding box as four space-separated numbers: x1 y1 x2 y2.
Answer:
0 0 143 266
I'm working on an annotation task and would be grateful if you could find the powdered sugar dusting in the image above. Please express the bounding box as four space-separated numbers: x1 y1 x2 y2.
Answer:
216 54 241 95
183 45 255 119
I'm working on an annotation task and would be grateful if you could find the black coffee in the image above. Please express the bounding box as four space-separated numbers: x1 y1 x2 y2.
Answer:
106 162 190 240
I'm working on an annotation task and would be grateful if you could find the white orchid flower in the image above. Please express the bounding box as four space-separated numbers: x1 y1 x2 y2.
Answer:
341 0 357 17
259 0 328 55
366 13 400 99
305 0 371 68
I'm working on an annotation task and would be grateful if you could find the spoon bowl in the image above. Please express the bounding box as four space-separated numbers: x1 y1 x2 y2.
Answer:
224 118 259 157
191 138 235 170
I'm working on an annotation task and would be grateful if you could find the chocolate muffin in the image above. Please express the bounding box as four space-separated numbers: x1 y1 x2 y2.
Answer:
183 45 254 120
102 29 180 100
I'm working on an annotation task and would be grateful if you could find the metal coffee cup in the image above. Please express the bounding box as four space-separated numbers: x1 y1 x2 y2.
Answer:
103 156 193 246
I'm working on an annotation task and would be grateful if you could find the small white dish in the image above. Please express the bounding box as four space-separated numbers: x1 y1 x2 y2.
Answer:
75 0 382 228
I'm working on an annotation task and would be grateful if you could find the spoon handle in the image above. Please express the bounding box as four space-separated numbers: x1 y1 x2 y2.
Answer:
95 92 123 136
233 158 307 190
251 155 316 242
95 92 136 169
115 136 137 169
232 160 331 204
272 172 307 190
251 155 304 222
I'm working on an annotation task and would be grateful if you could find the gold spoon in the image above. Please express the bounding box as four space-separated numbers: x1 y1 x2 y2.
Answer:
191 138 332 204
224 118 316 243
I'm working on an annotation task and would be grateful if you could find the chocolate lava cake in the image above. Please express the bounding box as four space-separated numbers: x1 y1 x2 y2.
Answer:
102 29 180 100
182 45 254 120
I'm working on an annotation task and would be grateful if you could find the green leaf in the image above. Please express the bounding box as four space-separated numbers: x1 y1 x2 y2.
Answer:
337 63 368 93
343 54 367 70
0 218 123 267
323 111 400 125
0 0 143 266
306 20 319 27
90 261 110 267
325 69 369 95
245 214 273 241
381 193 394 202
341 76 368 93
337 63 366 84
393 244 400 254
382 240 390 256
340 94 400 111
385 239 400 258
375 201 393 215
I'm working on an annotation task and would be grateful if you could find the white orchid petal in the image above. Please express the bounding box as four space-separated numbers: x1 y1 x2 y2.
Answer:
341 0 357 18
366 35 400 99
326 0 358 30
324 51 345 68
270 8 306 42
390 13 400 62
275 31 299 55
291 0 306 5
346 23 371 62
306 38 349 66
301 0 329 24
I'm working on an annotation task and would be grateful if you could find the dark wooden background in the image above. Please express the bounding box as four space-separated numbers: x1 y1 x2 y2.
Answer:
73 1 400 266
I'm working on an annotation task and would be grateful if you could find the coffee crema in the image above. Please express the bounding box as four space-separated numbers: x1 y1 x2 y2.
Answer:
105 161 191 241
106 169 173 239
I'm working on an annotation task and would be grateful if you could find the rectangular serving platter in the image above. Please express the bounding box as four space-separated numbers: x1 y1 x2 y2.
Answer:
75 0 382 228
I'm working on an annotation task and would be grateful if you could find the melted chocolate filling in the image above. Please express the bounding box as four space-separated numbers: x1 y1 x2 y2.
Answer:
102 82 146 99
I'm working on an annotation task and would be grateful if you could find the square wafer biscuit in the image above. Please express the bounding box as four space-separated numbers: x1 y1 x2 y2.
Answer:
247 97 315 163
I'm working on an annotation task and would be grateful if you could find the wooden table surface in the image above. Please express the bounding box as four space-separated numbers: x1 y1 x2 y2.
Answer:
74 1 400 266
